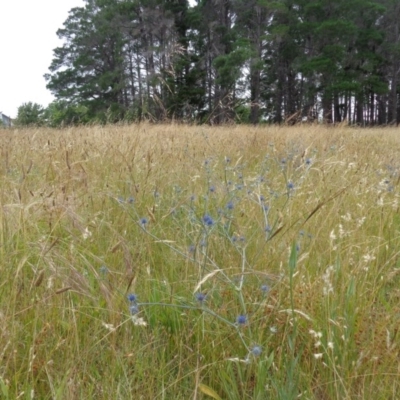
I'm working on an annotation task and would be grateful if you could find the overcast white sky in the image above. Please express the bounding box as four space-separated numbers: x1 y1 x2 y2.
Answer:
0 0 85 118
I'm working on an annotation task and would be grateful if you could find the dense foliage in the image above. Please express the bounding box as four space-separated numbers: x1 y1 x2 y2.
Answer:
42 0 400 125
14 102 46 126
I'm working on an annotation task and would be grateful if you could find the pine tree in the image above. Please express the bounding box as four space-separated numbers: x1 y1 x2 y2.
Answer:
44 0 394 125
45 0 128 122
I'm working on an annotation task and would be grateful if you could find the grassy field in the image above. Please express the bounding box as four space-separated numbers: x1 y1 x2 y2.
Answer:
1 123 400 399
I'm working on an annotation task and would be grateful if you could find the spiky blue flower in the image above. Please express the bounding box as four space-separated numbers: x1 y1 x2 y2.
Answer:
195 292 207 303
237 315 247 325
127 293 137 303
251 346 262 356
140 217 148 226
203 214 214 226
261 284 270 293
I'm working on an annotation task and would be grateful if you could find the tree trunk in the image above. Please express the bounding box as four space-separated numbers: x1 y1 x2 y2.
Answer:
356 93 364 125
250 62 260 124
369 91 375 125
377 94 386 125
322 90 332 124
334 93 341 123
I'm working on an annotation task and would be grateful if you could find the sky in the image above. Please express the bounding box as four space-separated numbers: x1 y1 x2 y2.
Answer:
0 0 85 118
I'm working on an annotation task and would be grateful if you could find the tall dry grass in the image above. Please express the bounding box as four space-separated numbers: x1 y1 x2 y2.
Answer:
1 123 400 399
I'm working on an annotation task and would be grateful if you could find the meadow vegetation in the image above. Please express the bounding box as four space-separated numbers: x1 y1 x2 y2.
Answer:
0 123 400 399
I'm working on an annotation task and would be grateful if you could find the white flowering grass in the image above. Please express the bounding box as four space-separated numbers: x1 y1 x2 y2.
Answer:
0 124 400 399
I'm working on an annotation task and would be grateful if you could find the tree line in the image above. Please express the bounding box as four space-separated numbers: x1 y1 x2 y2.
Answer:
16 0 400 126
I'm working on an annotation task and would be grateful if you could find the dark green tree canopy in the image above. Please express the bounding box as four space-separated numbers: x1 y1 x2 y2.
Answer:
15 102 45 126
44 0 400 125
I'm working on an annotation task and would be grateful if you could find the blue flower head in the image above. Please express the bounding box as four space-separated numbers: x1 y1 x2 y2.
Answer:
127 293 137 303
226 201 234 210
287 181 294 190
237 315 247 325
203 214 214 226
140 217 148 226
261 284 270 294
251 345 262 357
195 292 207 303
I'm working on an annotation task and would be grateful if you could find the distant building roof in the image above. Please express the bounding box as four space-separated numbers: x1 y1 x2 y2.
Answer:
0 112 12 127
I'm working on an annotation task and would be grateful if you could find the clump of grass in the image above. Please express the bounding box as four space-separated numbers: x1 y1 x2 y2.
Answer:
1 124 400 399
